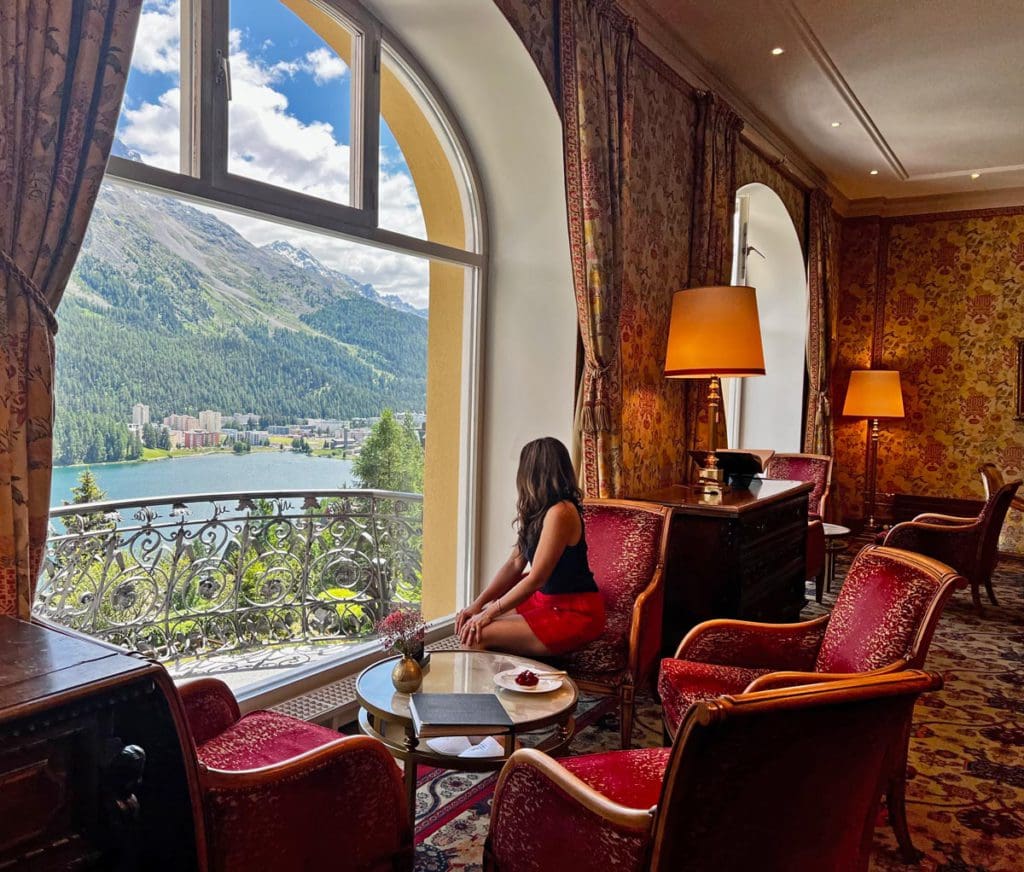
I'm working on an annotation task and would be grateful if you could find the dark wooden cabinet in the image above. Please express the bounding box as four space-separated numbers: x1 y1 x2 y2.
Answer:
0 618 201 871
636 480 811 654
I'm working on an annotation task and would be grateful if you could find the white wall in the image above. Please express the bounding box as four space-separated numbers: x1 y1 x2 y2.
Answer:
368 0 577 589
733 183 807 451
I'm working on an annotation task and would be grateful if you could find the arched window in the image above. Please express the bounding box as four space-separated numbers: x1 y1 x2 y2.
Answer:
725 183 807 450
46 0 484 690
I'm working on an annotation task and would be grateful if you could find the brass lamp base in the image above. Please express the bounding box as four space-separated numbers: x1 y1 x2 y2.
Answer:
695 451 729 491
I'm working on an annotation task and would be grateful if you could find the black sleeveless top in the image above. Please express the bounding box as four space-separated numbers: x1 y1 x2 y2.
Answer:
526 505 598 596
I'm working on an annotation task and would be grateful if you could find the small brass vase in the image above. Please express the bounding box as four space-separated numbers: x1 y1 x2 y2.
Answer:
391 655 423 693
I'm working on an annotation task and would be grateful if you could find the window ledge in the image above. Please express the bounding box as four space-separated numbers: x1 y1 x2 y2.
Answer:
227 617 457 725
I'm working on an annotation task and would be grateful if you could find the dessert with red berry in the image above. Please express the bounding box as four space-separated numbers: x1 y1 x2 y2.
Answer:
514 669 539 687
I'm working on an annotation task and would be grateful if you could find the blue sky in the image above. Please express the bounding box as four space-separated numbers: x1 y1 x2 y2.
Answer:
114 0 430 306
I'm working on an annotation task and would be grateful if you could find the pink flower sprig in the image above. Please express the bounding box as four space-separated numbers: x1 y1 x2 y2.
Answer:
376 607 425 657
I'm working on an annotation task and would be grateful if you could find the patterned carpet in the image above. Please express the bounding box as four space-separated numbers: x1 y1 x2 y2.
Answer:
412 554 1024 871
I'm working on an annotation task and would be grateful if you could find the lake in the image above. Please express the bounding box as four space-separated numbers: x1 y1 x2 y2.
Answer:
51 451 356 507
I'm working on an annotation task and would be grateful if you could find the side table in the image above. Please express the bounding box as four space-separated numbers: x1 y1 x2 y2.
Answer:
823 523 852 596
356 650 578 830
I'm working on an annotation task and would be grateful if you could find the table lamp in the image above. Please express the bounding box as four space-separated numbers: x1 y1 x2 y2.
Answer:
664 285 766 492
842 369 904 530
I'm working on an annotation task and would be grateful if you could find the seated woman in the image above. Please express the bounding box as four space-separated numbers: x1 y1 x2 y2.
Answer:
456 437 604 656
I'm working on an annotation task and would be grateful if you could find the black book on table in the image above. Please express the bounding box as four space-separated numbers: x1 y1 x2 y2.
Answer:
409 692 514 738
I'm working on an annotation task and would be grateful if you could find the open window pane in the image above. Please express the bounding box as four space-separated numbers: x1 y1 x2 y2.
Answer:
227 0 355 205
113 0 182 172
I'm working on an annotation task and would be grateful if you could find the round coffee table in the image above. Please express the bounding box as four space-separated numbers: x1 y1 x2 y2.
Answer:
356 649 578 829
823 523 852 595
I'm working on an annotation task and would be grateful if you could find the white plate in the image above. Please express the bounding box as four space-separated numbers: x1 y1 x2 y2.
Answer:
493 668 562 694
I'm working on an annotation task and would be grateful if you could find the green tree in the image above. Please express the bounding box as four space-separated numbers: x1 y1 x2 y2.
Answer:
61 469 112 534
353 410 424 493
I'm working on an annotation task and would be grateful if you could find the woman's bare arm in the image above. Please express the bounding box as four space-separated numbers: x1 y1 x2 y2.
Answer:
458 503 579 644
456 547 527 632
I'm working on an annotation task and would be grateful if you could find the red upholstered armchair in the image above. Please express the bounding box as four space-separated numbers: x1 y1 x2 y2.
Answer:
552 499 672 749
657 544 963 860
485 671 942 872
765 452 833 601
177 678 413 872
881 472 1021 613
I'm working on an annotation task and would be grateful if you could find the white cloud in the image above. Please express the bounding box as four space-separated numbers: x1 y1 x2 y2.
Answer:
119 87 180 172
304 47 348 84
130 0 180 76
117 14 432 307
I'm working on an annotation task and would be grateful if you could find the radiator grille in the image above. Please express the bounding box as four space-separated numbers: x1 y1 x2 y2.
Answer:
270 635 462 727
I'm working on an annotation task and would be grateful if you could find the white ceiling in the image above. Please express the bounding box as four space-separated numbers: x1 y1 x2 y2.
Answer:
634 0 1024 204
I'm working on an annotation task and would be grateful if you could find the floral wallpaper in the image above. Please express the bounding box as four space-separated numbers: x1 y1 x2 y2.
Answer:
834 210 1024 554
618 52 697 495
735 140 808 252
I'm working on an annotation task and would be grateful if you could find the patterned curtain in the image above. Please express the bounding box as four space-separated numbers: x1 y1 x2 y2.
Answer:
560 0 634 497
804 189 840 457
684 91 743 462
0 1 140 618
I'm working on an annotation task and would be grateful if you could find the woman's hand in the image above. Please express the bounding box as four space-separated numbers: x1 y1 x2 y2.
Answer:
455 604 481 633
458 604 497 647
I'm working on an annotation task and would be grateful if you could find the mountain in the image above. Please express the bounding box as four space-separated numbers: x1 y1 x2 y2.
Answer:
261 241 427 319
54 184 428 465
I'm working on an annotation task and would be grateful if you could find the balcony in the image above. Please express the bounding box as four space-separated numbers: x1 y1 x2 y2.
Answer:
34 489 423 695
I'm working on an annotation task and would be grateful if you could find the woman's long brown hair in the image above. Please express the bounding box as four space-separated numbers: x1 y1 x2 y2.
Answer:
514 437 583 558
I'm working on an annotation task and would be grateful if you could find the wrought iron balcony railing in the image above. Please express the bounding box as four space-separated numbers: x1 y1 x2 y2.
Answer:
34 489 423 668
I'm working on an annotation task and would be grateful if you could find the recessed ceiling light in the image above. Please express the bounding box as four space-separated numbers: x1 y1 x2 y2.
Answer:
869 169 879 175
830 121 842 128
970 172 981 179
771 47 785 56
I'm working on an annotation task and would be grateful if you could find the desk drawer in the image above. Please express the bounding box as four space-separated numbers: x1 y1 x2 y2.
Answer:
0 720 103 869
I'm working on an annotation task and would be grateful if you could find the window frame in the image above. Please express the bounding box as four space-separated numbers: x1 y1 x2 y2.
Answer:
109 0 483 269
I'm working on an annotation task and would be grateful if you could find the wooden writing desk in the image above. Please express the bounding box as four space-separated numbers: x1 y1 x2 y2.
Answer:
635 480 811 654
0 617 201 871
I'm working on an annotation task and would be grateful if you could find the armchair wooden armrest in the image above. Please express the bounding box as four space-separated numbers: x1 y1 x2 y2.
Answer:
909 512 977 527
744 661 907 693
627 565 665 687
673 614 830 670
178 678 241 746
883 520 979 573
199 734 401 789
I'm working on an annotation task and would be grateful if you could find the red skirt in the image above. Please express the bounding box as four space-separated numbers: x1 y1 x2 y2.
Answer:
516 590 605 655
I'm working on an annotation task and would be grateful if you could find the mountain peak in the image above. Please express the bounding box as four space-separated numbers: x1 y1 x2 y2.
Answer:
263 240 332 277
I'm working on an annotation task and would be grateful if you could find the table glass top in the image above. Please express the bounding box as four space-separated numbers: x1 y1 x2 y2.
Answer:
356 650 577 727
823 523 852 536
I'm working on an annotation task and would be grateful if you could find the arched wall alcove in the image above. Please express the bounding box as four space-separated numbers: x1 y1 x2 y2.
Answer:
727 182 808 452
368 0 577 592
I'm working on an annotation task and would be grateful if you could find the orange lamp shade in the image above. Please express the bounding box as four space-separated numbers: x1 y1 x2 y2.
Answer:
842 370 905 419
664 286 766 378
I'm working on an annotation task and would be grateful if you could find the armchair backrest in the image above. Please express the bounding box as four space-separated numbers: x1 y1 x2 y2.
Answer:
815 545 963 673
572 500 671 675
977 477 1022 581
651 671 942 872
764 453 832 518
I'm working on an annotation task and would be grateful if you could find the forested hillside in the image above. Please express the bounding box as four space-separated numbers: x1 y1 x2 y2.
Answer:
54 185 427 465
